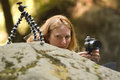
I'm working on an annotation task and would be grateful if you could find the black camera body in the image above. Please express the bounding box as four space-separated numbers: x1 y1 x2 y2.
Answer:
84 36 101 54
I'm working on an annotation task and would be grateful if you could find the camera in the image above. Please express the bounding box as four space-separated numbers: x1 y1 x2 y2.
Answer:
84 36 102 54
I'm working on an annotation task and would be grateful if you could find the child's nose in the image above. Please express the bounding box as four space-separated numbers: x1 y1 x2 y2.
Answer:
61 37 66 44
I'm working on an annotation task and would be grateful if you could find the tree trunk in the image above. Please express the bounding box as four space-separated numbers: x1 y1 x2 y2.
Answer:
1 0 13 35
1 0 26 43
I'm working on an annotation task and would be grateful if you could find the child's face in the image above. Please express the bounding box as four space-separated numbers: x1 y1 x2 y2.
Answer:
48 25 71 49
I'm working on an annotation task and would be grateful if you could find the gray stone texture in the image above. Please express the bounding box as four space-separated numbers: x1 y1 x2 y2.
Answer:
0 42 120 80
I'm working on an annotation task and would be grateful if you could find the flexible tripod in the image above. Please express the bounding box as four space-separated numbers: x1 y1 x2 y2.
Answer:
7 2 44 45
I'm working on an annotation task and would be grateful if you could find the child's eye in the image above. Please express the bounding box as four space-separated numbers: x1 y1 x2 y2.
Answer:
56 35 61 38
65 35 71 39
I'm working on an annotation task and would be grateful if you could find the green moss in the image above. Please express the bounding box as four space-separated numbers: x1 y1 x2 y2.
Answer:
1 57 5 62
86 67 90 72
37 50 66 67
93 64 101 69
0 68 17 80
93 64 101 74
36 55 41 59
0 60 38 80
51 64 69 80
0 75 17 80
0 49 41 80
12 55 23 63
17 56 23 63
93 64 103 80
82 59 87 62
4 60 14 69
20 61 38 74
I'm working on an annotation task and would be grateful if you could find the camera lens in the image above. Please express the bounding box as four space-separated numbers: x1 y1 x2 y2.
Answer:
93 40 102 49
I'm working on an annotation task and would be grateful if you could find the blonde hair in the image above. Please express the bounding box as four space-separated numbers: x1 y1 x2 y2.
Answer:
26 15 78 51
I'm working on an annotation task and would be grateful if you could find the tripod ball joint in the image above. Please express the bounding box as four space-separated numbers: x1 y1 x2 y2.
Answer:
17 2 27 12
17 2 22 5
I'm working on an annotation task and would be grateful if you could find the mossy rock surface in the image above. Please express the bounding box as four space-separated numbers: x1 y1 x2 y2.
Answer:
0 42 120 80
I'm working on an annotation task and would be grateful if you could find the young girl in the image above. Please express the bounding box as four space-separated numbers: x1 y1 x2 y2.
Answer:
26 15 100 63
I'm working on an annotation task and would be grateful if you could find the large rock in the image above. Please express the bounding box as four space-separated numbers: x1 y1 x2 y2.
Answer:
0 42 120 80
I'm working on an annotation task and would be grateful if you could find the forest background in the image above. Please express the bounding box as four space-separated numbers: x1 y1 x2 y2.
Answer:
0 0 120 71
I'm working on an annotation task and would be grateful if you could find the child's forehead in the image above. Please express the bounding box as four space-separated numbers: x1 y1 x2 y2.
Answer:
51 26 71 35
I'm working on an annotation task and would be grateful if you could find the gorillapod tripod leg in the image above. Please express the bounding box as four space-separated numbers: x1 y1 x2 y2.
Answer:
24 11 37 41
24 11 44 45
7 12 25 44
